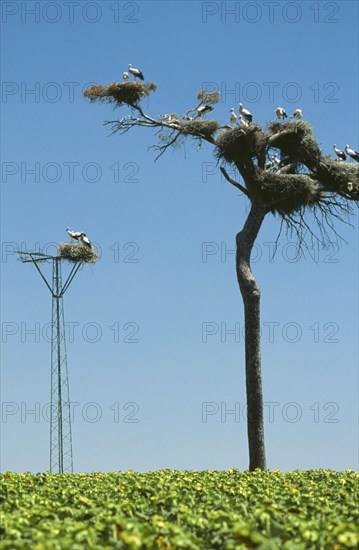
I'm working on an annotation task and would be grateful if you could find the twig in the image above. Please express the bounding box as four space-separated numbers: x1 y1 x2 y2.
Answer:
220 167 249 197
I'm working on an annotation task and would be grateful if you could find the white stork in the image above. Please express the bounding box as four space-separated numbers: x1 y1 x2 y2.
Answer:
197 105 213 117
265 158 274 170
128 64 144 81
229 108 237 127
239 103 252 123
80 233 92 249
275 107 287 120
293 109 302 119
122 71 129 80
163 113 178 123
347 182 353 192
345 145 359 162
239 115 249 129
333 144 346 161
272 154 280 168
265 154 280 171
67 227 82 241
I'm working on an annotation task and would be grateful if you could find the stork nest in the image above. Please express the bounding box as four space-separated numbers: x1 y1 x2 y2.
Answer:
84 82 157 107
254 170 324 215
216 124 266 167
315 159 359 198
267 120 322 168
197 90 221 104
215 119 359 215
179 119 220 139
58 243 99 263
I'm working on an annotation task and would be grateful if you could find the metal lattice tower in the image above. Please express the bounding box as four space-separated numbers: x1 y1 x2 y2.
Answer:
18 251 84 473
50 258 72 473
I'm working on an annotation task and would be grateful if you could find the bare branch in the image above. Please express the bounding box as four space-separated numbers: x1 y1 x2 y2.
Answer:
149 130 183 161
220 167 250 197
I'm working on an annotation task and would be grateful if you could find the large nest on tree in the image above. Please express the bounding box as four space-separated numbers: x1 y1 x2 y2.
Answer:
214 118 358 244
215 118 359 215
179 119 219 139
254 170 323 215
215 124 266 169
216 128 247 162
267 120 322 168
316 159 359 197
58 243 99 264
84 82 157 107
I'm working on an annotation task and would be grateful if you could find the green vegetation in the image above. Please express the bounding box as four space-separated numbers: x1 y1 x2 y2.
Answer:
1 469 358 549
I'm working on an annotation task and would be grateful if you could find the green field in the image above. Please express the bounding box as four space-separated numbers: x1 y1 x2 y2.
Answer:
1 469 358 549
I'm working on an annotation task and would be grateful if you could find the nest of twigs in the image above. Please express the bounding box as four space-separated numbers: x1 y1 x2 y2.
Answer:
216 124 266 168
254 170 323 215
197 90 221 104
215 118 359 215
316 159 359 197
267 120 322 168
58 243 99 263
179 119 219 139
84 82 157 107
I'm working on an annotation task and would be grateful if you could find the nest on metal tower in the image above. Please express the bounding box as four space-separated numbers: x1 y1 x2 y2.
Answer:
83 81 157 107
58 243 99 263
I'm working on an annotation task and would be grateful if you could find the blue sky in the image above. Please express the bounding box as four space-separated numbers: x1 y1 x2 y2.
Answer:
1 1 358 473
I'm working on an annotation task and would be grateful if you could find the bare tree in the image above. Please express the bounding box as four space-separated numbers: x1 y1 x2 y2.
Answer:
85 81 359 470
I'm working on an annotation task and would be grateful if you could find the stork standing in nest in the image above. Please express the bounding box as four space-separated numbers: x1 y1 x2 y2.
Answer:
229 108 237 127
67 228 92 249
80 233 92 249
345 145 359 162
197 105 213 117
67 227 82 242
275 107 287 121
239 115 249 129
333 145 346 161
128 64 144 81
239 103 253 123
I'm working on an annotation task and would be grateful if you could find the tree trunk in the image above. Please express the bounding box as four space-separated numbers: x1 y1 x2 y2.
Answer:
236 204 267 470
